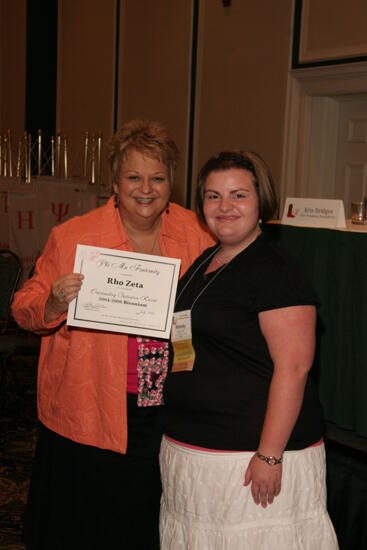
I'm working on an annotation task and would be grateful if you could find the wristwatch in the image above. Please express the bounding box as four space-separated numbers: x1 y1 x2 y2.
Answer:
255 451 283 466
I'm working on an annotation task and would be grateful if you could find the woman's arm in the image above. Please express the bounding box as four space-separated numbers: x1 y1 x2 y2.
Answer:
244 305 316 508
12 228 79 332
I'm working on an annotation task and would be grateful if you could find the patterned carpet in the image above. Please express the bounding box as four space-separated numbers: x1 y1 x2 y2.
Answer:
0 357 38 550
2 356 365 549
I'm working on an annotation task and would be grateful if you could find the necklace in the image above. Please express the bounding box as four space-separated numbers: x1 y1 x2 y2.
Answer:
208 231 262 272
126 222 161 255
212 255 230 264
211 251 236 266
206 249 238 274
129 232 160 255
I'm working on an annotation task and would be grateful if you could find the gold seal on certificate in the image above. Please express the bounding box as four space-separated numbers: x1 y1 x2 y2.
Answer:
67 244 181 338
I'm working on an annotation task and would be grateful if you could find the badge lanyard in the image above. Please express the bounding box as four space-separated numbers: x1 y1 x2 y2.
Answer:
175 244 230 312
171 245 231 373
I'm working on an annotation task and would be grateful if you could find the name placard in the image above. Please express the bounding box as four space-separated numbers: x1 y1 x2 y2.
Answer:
281 198 346 229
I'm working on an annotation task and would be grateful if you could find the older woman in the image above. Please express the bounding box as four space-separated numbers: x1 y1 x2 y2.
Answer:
160 151 339 549
11 119 214 550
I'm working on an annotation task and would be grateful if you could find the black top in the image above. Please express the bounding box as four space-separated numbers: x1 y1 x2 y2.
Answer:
163 234 324 451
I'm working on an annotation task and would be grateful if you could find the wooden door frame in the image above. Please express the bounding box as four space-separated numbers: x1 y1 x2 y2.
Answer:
280 61 367 215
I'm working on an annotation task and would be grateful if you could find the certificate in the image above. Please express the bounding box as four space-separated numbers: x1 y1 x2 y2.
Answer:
67 244 181 338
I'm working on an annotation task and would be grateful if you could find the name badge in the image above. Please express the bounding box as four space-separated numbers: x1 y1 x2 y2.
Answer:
171 310 195 372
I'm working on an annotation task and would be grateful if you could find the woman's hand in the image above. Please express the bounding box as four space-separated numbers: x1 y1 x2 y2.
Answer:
244 453 282 508
45 273 84 323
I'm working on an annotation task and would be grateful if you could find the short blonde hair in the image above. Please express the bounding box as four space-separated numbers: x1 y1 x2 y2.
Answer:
108 119 180 185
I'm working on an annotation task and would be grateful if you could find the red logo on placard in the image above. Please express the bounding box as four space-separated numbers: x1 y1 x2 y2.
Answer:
51 202 70 222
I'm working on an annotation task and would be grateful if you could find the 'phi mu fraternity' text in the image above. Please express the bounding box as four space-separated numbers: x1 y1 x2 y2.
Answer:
96 258 160 276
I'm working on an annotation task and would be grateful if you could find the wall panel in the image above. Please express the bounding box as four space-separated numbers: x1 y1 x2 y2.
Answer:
0 0 27 141
299 0 367 63
117 0 194 205
57 0 116 187
192 0 294 208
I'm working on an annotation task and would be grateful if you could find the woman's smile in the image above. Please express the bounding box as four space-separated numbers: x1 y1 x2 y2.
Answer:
133 196 156 204
215 214 240 222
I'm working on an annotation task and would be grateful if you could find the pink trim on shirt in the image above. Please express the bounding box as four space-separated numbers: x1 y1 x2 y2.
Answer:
164 436 244 453
164 435 324 453
309 438 324 448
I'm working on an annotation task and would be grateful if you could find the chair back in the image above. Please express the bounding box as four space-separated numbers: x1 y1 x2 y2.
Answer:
0 249 22 332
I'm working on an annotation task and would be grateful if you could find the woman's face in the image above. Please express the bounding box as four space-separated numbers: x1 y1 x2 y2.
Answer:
113 149 171 227
203 168 260 249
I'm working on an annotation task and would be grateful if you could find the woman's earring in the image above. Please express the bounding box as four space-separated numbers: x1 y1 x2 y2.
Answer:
258 218 263 225
165 203 170 215
114 193 119 208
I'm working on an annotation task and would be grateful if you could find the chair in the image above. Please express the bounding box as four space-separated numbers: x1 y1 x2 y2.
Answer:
0 249 21 334
0 250 40 413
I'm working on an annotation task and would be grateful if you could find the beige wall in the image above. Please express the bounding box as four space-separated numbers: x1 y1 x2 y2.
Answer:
117 0 194 205
0 0 27 141
2 0 367 204
192 0 294 207
57 0 116 188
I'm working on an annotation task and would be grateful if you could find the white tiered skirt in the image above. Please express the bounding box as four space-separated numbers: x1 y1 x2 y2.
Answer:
160 437 339 550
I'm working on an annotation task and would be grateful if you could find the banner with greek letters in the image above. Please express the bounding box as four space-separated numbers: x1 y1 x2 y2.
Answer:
1 177 98 284
36 178 97 250
8 189 40 282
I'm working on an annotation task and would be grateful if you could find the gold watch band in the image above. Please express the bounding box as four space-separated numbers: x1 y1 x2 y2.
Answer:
255 451 283 466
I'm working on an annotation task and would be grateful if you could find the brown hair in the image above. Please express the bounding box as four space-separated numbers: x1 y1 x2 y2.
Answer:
108 119 180 185
195 150 278 224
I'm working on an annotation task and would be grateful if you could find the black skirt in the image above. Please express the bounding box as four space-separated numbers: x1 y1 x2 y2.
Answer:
23 394 163 550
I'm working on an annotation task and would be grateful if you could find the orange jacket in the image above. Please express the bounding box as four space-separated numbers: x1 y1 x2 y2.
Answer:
12 197 214 453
